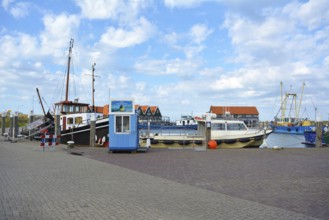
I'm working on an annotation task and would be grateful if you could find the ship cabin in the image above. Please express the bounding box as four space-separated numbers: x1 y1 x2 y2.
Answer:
197 118 249 136
55 99 90 115
210 106 259 127
54 100 103 130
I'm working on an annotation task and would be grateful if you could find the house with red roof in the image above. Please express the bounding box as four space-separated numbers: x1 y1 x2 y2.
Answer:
135 105 163 122
210 106 259 127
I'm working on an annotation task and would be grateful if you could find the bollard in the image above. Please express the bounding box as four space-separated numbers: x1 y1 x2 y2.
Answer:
54 108 61 143
9 114 13 139
315 121 323 148
28 110 34 139
38 134 60 151
14 112 18 138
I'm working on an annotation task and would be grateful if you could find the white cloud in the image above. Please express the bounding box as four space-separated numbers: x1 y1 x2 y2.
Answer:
163 24 212 58
189 24 213 44
40 13 80 58
134 58 200 76
75 0 151 23
223 14 293 46
2 0 14 10
211 76 243 90
0 34 38 68
1 0 32 18
75 0 122 20
135 82 146 91
283 0 329 30
291 62 311 76
9 1 30 18
222 1 329 68
199 66 224 76
163 0 201 8
100 17 155 48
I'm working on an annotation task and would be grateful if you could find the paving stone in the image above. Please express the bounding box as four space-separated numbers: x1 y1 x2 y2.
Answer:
1 138 326 219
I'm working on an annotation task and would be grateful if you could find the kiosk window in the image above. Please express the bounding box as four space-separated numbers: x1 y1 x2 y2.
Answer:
115 115 130 133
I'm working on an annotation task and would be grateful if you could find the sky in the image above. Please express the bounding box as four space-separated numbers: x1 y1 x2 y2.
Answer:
1 0 329 122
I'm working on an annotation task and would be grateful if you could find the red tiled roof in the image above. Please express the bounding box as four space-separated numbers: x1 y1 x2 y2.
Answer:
149 106 158 114
210 106 259 115
140 105 149 114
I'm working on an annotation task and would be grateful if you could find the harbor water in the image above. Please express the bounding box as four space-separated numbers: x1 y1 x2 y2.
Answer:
261 133 311 148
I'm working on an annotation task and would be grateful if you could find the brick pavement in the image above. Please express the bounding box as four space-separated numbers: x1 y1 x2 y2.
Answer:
0 138 325 219
84 146 329 220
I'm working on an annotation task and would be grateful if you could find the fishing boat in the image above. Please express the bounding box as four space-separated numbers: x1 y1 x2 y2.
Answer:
270 82 313 134
303 126 329 146
140 113 272 149
26 39 109 146
55 39 110 146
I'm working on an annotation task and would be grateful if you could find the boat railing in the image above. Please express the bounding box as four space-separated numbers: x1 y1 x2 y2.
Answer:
139 128 199 138
68 115 109 129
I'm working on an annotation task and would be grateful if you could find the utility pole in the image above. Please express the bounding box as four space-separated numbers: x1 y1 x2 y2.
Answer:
86 63 100 112
92 63 96 112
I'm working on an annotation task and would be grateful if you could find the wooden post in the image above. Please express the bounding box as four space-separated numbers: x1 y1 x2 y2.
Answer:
90 113 96 147
147 119 150 139
205 124 211 147
9 114 13 138
28 110 34 139
14 112 18 138
205 113 212 149
29 110 34 124
315 121 323 148
55 108 61 143
1 112 6 136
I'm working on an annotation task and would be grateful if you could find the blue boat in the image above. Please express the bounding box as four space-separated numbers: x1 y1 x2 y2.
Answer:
272 82 314 134
271 124 314 135
303 127 329 146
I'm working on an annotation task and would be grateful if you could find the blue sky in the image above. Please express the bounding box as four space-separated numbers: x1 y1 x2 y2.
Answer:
1 0 329 121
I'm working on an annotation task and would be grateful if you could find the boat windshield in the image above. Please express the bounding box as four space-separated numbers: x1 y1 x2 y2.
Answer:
227 123 247 130
212 123 225 130
211 122 247 131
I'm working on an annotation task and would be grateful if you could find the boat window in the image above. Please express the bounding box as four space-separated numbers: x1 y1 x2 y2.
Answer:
211 123 225 130
63 105 69 112
67 117 74 125
115 115 130 133
75 106 80 112
69 105 74 112
75 117 83 124
227 123 247 130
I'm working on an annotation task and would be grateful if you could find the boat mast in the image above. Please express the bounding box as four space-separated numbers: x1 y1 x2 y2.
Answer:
65 38 74 102
297 82 305 119
280 81 285 119
36 88 46 116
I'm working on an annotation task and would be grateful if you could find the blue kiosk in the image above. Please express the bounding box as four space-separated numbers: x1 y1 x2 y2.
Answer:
108 99 140 153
